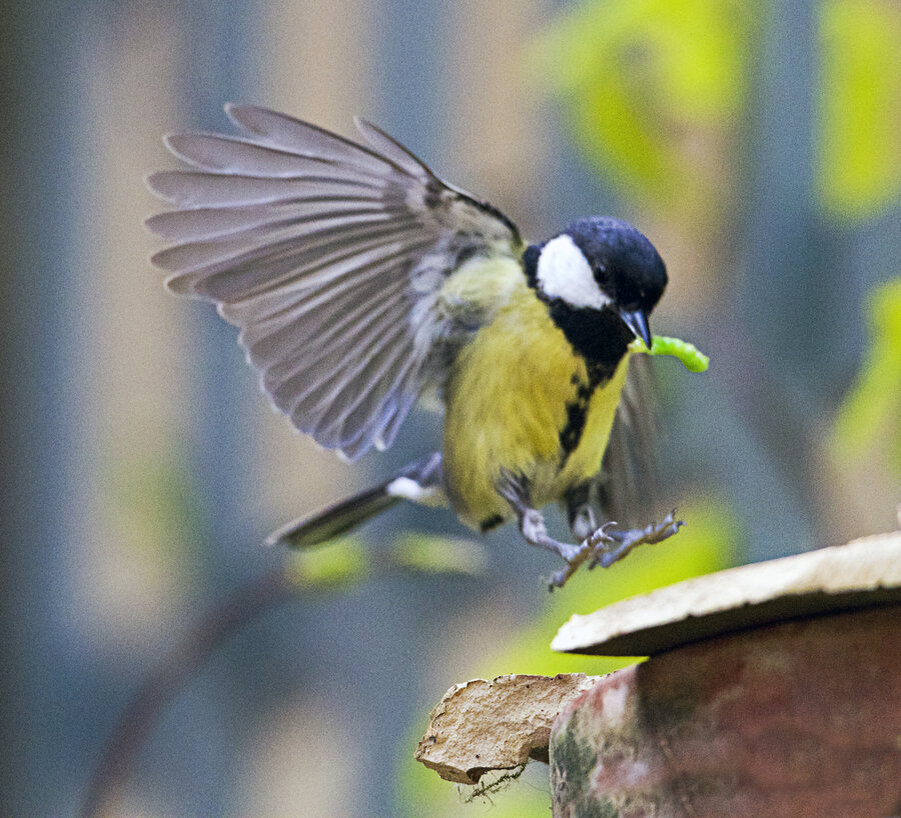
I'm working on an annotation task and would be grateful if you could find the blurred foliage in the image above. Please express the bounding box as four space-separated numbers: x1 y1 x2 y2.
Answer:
532 0 754 213
388 534 489 576
108 449 208 562
830 276 901 473
535 0 901 223
399 498 738 816
283 534 491 589
818 0 901 219
283 538 371 590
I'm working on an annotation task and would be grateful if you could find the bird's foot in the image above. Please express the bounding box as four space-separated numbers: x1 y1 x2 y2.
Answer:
547 510 684 591
587 510 684 569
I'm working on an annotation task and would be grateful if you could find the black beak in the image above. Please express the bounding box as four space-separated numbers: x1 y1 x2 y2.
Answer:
618 307 652 347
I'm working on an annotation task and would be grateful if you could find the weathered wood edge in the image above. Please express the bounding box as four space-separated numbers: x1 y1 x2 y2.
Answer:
552 530 901 656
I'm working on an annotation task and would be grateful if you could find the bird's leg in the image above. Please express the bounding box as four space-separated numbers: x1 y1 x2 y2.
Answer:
496 472 583 562
548 511 685 590
498 473 684 590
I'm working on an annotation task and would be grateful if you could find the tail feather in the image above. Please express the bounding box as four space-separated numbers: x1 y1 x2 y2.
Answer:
266 452 443 549
265 485 402 548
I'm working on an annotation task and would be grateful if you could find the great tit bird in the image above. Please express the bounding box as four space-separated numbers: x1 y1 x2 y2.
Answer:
147 104 682 588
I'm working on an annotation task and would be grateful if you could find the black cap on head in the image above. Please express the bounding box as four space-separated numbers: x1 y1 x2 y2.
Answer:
564 217 667 314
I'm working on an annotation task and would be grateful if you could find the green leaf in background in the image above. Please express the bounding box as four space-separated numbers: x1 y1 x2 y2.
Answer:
533 0 752 209
818 0 901 219
830 277 901 473
388 534 489 577
284 538 370 590
284 533 491 592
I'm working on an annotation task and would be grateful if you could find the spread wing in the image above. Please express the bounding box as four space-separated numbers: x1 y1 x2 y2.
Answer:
147 105 522 459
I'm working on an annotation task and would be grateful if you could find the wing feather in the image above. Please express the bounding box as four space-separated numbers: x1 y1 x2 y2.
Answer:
226 105 415 178
162 220 423 299
318 343 417 447
259 284 409 393
147 170 385 208
165 133 395 181
376 380 421 449
245 276 409 366
145 199 395 243
596 355 659 526
268 301 411 414
285 322 410 430
352 118 440 177
223 237 434 326
147 104 522 458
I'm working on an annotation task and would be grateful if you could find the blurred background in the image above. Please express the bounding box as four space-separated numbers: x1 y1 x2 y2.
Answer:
3 0 900 814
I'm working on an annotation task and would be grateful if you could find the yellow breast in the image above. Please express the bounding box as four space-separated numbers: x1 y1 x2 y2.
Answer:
442 283 630 530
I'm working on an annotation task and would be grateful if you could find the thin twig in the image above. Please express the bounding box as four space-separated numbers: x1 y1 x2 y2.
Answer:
80 567 298 818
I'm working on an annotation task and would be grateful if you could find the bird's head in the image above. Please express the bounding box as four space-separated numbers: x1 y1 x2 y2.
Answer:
532 216 667 348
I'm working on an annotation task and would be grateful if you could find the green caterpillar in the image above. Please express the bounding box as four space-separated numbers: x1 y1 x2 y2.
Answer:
630 335 710 373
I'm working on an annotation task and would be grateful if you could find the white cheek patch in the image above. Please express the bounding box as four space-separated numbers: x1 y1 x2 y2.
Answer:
535 234 611 310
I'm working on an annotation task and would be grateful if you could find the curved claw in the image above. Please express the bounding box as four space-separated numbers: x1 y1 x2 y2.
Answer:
585 521 617 550
547 510 685 590
546 522 616 590
591 511 684 570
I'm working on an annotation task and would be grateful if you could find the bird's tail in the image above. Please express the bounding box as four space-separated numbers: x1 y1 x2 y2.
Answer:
264 452 444 549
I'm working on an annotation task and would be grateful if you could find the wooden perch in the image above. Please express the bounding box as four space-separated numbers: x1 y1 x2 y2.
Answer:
416 531 901 816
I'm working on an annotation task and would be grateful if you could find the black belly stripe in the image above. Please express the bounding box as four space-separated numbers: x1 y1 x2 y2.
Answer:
559 403 587 456
559 379 595 457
